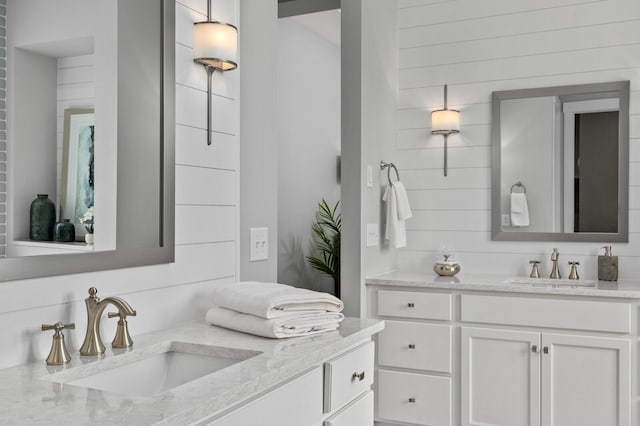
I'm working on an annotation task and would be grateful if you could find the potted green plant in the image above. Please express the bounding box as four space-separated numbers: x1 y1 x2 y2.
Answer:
306 199 341 298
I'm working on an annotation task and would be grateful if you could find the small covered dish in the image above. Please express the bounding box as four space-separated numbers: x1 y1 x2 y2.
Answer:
434 253 460 277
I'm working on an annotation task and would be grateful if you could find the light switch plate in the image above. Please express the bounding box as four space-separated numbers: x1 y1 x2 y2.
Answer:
366 223 379 247
366 165 373 188
250 227 269 261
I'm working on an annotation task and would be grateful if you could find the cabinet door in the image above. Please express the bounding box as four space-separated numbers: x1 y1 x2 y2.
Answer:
461 327 541 426
541 334 630 426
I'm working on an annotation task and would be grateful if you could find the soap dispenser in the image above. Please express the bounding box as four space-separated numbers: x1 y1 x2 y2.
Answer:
598 245 618 281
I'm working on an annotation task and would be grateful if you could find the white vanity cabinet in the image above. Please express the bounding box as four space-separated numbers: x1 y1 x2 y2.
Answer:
204 341 376 426
462 327 630 426
367 282 637 426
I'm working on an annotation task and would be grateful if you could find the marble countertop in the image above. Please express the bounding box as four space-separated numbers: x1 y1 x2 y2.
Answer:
0 318 384 426
366 270 640 299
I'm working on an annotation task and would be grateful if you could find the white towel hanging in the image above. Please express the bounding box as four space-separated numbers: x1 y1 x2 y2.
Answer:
510 192 530 227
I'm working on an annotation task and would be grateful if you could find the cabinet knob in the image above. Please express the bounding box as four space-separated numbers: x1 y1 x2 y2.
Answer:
351 371 365 382
408 344 416 349
543 346 549 354
531 345 538 353
408 398 416 403
407 302 415 308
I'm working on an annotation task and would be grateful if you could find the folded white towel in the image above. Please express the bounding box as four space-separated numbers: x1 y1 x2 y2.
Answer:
206 306 344 339
213 282 343 319
510 192 530 227
383 182 412 248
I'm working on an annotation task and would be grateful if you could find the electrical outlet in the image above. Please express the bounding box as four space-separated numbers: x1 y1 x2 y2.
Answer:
502 214 511 227
250 227 268 261
366 223 379 247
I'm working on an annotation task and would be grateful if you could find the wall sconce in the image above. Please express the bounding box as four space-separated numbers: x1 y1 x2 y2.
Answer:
193 2 238 146
431 84 459 176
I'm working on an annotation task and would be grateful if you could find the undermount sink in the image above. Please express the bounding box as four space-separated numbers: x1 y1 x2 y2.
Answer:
46 341 261 397
505 277 596 287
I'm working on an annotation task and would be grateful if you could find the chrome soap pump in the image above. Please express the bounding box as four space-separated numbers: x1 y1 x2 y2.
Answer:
598 245 618 281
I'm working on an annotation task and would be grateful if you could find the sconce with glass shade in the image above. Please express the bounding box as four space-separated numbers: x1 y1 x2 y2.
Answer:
431 85 460 176
193 2 238 145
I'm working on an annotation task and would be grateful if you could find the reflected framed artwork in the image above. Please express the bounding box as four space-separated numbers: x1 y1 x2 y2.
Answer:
61 108 95 238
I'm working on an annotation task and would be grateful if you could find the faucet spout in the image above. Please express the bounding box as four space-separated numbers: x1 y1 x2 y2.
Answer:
550 248 561 279
79 287 136 356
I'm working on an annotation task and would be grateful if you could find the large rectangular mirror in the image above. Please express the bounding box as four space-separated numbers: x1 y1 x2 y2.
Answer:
0 0 175 281
491 81 629 242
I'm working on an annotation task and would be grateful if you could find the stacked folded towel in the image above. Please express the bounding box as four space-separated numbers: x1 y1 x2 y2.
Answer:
206 281 344 339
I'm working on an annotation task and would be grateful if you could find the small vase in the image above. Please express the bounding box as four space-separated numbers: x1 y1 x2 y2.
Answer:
85 233 94 244
30 194 56 241
54 219 76 242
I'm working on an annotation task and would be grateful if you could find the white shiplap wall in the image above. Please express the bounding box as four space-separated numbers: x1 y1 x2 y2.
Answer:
0 0 239 369
397 0 640 279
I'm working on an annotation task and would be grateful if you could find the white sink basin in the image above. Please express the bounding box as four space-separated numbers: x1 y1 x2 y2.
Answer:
47 342 260 397
505 277 596 287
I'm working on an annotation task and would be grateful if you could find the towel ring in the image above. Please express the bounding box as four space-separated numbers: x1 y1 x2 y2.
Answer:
511 181 527 194
380 161 400 186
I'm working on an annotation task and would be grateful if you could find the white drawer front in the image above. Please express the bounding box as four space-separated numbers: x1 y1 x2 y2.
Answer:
324 341 374 413
378 320 451 372
461 294 630 333
378 369 451 426
206 368 323 426
324 391 374 426
378 290 452 320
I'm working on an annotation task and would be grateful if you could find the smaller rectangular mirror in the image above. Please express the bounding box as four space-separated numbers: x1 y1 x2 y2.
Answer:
491 81 629 242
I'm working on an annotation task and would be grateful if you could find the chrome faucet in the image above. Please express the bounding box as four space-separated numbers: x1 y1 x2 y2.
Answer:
550 248 561 279
79 287 136 356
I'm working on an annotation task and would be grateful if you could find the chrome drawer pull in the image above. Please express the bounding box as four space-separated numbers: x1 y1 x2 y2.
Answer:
351 371 365 382
408 344 416 349
408 398 416 403
407 303 415 308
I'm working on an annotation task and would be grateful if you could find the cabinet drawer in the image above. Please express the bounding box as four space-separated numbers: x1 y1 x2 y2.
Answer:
461 294 630 333
378 321 451 372
324 341 374 413
378 290 452 320
378 369 451 426
324 391 373 426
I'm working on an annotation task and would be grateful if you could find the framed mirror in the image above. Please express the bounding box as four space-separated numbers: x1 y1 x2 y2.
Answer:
1 0 175 281
491 81 629 242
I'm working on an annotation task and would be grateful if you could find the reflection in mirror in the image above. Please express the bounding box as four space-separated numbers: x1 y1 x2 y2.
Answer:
491 81 629 242
0 0 174 281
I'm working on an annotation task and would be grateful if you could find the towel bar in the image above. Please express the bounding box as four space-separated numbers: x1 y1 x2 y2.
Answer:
380 161 400 186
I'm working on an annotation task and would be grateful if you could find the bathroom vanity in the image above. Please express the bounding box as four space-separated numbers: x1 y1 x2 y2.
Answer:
367 271 640 426
0 318 383 425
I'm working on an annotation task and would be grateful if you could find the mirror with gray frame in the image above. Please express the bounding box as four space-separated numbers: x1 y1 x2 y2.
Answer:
0 0 174 281
491 80 629 242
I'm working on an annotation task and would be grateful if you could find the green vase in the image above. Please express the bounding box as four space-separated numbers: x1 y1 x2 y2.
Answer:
30 194 56 241
54 219 76 242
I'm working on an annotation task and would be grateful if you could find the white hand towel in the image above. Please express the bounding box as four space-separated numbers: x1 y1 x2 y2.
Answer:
213 282 343 319
383 183 407 248
206 306 344 339
393 181 413 221
510 192 530 227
